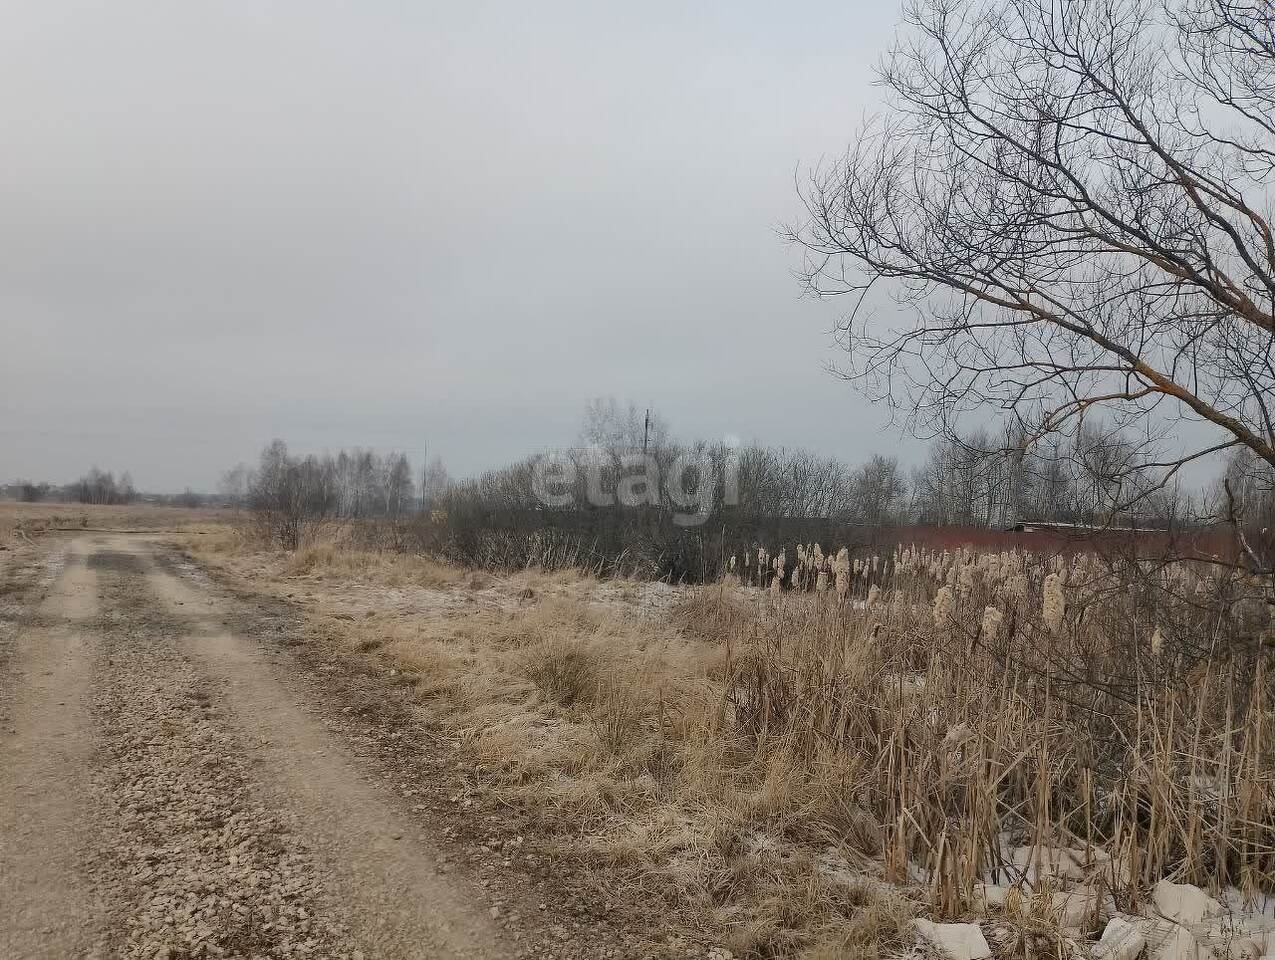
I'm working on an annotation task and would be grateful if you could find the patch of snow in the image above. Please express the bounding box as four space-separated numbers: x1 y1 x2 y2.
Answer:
913 920 991 960
1094 917 1147 960
1154 881 1225 926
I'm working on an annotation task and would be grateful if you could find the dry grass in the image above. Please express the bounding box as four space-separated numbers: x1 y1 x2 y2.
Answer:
280 542 475 590
721 547 1275 917
179 527 1275 959
0 500 225 548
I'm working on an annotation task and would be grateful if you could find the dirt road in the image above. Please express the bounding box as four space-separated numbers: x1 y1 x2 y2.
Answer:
0 535 512 959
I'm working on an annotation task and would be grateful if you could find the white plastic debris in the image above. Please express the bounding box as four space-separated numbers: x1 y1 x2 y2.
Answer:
913 920 992 960
1093 916 1147 960
1152 881 1224 926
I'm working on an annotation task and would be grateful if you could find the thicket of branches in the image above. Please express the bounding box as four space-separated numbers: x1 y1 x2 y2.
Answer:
911 424 1193 526
411 401 1211 580
14 481 52 502
232 440 416 550
792 0 1275 582
233 398 1251 581
71 467 136 505
2 469 140 505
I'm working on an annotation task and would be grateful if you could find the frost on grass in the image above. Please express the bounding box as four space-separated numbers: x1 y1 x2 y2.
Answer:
187 530 1275 960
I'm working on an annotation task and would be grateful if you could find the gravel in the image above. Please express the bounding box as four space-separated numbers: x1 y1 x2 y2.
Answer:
87 574 362 959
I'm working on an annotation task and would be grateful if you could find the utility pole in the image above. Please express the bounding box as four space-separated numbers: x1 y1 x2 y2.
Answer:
420 439 427 513
642 407 653 533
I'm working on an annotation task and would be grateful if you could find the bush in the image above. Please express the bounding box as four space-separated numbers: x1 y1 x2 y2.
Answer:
520 639 599 707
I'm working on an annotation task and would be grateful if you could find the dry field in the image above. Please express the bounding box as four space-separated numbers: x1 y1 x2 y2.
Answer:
0 500 225 546
171 521 1275 960
6 502 1268 958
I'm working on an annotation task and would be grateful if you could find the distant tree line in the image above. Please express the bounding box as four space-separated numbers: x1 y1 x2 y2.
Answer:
907 426 1192 529
3 468 139 505
232 399 1239 581
431 401 1191 527
409 400 1210 580
227 441 416 550
71 467 137 505
14 481 52 502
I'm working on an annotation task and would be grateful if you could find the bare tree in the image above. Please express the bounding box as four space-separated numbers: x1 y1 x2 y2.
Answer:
1221 446 1275 568
73 467 136 505
382 452 415 519
579 397 670 455
17 481 50 503
794 0 1275 561
219 464 251 507
420 455 451 510
247 440 339 550
852 454 909 526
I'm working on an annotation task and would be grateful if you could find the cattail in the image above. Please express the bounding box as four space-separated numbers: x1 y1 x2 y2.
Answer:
835 547 851 602
815 570 829 592
1004 574 1028 603
1042 573 1065 631
867 583 881 608
983 554 1000 581
958 562 977 598
981 605 1003 644
1151 626 1164 656
933 586 955 626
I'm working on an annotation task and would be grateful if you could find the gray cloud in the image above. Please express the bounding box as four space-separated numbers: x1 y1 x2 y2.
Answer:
1 0 911 491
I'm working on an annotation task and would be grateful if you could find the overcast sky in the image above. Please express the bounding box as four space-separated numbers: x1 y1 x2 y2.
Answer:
1 0 913 492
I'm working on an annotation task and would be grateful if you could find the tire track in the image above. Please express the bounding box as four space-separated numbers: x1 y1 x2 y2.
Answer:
0 540 104 959
4 534 513 960
143 540 508 960
86 553 369 960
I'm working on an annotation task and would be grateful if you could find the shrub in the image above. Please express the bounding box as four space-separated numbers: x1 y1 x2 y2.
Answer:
520 639 599 707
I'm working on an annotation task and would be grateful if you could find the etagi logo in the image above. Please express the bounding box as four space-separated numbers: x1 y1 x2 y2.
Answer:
530 439 740 527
